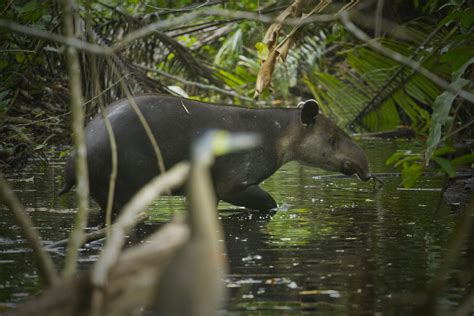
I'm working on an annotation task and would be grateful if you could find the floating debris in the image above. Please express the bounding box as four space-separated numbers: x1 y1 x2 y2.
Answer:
242 255 262 262
299 289 341 298
397 188 442 192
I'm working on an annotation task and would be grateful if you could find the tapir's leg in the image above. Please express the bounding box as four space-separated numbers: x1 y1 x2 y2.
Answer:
220 185 277 211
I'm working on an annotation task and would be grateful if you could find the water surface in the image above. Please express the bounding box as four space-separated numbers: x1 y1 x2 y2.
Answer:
1 139 473 314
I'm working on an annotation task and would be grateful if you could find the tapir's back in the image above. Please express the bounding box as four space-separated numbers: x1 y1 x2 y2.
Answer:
62 94 273 213
96 95 256 164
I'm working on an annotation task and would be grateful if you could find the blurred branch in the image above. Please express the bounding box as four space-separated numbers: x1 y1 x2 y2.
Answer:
0 19 110 55
8 219 190 316
0 173 59 287
1 9 335 57
144 0 220 13
90 162 190 312
61 0 90 279
138 64 254 102
45 212 149 250
374 0 384 37
85 0 118 231
340 13 474 104
111 8 336 52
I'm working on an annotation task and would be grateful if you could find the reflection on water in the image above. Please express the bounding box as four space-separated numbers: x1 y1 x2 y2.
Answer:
1 139 473 314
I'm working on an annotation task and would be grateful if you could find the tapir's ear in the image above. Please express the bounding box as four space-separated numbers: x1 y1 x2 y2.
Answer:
300 99 319 127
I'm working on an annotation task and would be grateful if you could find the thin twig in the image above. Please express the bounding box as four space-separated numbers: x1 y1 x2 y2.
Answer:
45 212 149 250
0 19 110 55
0 0 14 17
144 0 217 13
374 0 384 38
138 64 254 102
106 57 168 179
440 119 474 143
82 74 129 107
0 49 36 54
0 173 60 287
85 1 119 232
62 0 90 279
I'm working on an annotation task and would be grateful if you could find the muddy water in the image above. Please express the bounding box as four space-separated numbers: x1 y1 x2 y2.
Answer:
1 139 473 314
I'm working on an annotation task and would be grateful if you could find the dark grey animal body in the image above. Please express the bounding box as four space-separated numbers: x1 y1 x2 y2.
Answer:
60 95 371 215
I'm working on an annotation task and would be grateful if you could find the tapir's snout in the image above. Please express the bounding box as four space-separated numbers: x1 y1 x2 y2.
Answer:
342 160 371 182
339 139 371 182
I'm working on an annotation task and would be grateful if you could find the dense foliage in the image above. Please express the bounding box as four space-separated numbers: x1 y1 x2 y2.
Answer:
0 0 473 187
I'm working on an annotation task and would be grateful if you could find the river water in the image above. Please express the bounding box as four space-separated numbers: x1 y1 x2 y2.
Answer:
0 139 473 314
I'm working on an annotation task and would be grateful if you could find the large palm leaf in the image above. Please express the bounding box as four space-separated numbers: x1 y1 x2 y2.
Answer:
292 21 453 132
308 34 446 131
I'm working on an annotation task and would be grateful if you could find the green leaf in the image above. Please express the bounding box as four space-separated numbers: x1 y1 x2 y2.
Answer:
386 150 409 165
438 9 461 26
0 90 9 100
460 8 474 28
0 89 10 110
401 163 424 188
433 157 457 177
255 42 269 62
14 0 40 14
452 57 474 81
440 46 474 73
394 155 423 168
451 153 474 167
425 57 474 163
433 146 456 157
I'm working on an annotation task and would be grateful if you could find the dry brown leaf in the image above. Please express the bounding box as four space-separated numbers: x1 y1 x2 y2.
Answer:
263 6 292 50
255 0 324 97
277 28 304 61
254 50 279 99
263 0 305 50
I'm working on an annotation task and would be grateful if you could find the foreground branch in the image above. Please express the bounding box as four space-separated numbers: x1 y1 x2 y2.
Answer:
91 162 190 288
1 9 336 58
0 19 110 55
61 0 90 279
7 219 190 316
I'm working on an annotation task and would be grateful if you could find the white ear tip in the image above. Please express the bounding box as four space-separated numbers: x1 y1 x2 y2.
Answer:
297 99 319 108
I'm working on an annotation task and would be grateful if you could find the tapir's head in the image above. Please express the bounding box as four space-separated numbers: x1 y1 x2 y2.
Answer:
293 100 371 181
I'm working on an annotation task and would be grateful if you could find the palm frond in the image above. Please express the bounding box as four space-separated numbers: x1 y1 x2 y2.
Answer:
92 13 220 86
301 22 454 132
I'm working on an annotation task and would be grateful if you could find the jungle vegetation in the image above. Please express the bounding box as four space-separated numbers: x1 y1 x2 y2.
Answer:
0 0 473 188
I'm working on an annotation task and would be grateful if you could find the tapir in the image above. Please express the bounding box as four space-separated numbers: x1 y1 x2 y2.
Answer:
60 95 371 215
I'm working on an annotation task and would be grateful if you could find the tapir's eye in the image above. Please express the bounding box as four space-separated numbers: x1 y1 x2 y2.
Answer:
330 137 337 149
